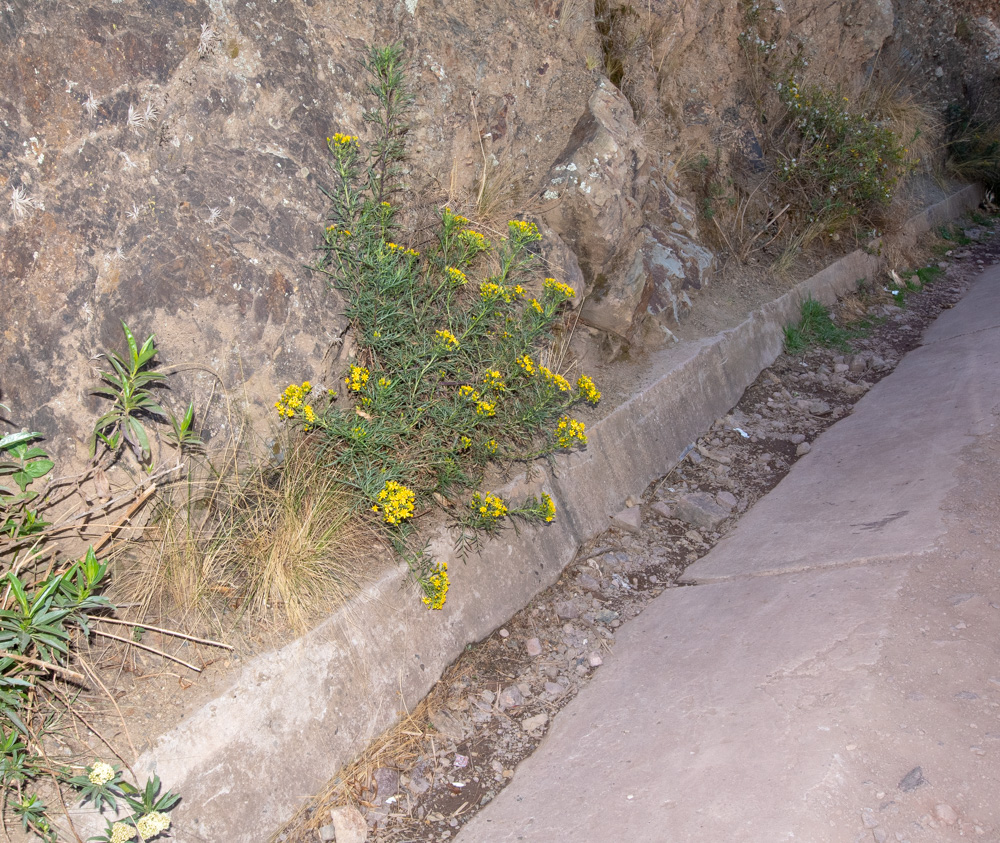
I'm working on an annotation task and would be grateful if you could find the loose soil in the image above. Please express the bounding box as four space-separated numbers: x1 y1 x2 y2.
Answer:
272 214 1000 843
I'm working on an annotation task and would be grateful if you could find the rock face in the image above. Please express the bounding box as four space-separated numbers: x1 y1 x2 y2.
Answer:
0 0 598 466
2 0 992 464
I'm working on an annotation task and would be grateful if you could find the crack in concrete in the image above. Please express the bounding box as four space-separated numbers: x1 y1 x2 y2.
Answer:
682 550 924 586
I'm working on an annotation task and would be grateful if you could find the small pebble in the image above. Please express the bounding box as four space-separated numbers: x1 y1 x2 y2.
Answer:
934 804 958 825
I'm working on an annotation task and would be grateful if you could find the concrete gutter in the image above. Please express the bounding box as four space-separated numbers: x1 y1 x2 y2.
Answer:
75 184 983 840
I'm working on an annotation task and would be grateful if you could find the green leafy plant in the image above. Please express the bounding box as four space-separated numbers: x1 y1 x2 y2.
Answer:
89 773 179 843
280 44 601 608
164 402 204 456
1 432 53 543
945 101 1000 190
2 409 183 840
91 322 168 468
783 298 854 354
775 76 913 232
935 222 972 247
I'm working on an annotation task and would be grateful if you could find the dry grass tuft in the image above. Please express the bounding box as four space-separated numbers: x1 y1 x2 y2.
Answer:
213 441 375 632
856 74 940 174
112 432 378 635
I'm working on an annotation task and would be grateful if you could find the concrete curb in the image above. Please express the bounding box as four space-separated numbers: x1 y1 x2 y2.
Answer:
94 185 983 841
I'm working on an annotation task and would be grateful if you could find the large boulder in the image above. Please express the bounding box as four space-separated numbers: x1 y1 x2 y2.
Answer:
541 80 649 288
581 224 713 343
542 79 715 343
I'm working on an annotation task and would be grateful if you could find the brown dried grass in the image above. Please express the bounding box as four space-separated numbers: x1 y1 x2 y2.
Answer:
271 685 446 843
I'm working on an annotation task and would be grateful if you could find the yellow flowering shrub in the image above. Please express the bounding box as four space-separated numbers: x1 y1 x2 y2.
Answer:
435 329 460 351
275 382 315 424
482 369 505 391
345 366 369 393
543 277 576 299
577 375 601 405
540 492 556 522
373 480 416 525
555 416 587 448
508 219 541 241
421 562 450 610
471 491 508 523
298 43 605 608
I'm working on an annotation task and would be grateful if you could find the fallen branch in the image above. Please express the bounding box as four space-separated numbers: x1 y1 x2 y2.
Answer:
92 482 160 552
1 651 87 684
90 629 202 673
91 617 233 650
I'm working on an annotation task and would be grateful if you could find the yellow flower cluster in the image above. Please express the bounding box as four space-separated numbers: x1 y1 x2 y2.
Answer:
88 761 115 787
577 374 601 405
109 823 136 843
480 281 515 303
540 492 556 522
508 219 541 241
377 376 392 388
459 435 472 450
275 382 316 425
471 491 508 521
485 438 498 454
444 207 470 226
446 266 468 285
544 277 576 299
555 416 587 448
435 329 460 351
422 562 450 610
482 369 505 391
325 226 351 237
459 229 490 251
458 385 480 401
476 400 496 417
136 812 171 839
373 480 416 525
345 366 369 393
387 242 420 258
351 425 367 439
540 366 571 392
529 298 543 314
330 132 358 147
517 355 535 376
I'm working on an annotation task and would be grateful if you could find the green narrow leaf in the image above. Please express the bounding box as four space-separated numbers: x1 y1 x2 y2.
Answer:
127 417 151 457
0 432 39 451
122 321 139 366
6 575 29 615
